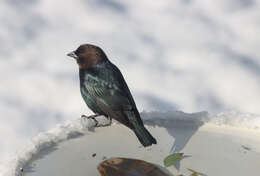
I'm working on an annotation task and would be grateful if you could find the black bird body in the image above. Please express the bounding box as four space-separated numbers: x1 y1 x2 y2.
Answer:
68 44 157 147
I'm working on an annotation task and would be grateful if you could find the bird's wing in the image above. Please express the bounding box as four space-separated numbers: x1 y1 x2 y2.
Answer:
81 62 142 127
80 84 104 114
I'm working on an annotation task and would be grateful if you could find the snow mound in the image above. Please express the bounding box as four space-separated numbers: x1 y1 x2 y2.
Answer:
4 119 85 176
141 110 260 130
4 110 260 176
209 111 260 130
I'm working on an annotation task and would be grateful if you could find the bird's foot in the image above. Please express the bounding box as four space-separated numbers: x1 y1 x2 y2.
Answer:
81 114 100 119
81 114 99 127
81 114 112 129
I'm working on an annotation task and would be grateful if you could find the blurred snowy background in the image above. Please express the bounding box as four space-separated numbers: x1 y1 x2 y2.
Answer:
1 0 260 172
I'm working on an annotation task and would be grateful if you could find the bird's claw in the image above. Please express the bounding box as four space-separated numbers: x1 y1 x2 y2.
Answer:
81 114 100 127
81 114 112 128
90 117 98 127
81 114 99 119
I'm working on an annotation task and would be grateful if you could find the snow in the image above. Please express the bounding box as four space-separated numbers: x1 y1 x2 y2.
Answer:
3 111 260 176
142 110 260 130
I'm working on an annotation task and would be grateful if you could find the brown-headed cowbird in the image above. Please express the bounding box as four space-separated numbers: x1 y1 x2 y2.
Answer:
67 44 157 147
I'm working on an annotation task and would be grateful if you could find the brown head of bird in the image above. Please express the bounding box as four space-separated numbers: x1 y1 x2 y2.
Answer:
67 44 108 69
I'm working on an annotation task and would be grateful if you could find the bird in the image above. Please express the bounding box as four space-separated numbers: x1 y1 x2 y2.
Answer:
67 44 157 147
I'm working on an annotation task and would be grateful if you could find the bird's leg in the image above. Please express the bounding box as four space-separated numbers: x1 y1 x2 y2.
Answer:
81 114 100 119
81 114 112 127
81 114 99 127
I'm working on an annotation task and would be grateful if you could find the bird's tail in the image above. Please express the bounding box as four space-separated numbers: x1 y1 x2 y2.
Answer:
133 124 157 147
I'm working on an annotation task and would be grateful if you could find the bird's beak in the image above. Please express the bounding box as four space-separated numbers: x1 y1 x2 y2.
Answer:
67 51 78 59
